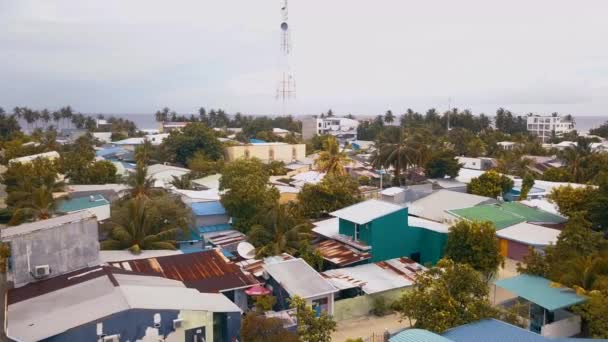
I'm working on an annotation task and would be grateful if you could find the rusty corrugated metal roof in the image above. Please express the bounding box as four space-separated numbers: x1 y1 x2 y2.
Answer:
236 253 294 278
314 239 371 267
109 249 259 293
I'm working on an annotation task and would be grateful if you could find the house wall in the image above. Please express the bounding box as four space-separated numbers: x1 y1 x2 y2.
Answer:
194 214 230 228
43 309 232 342
333 287 408 321
5 217 100 287
338 209 447 264
505 239 532 261
224 144 306 163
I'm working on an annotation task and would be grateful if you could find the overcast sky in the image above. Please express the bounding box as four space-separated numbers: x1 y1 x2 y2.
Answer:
2 1 608 116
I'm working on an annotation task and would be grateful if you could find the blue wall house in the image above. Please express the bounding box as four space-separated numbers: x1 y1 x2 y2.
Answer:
7 266 242 342
326 199 449 264
190 201 230 229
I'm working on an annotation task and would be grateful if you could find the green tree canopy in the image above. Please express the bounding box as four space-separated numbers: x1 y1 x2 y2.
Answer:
314 135 350 176
444 220 503 279
467 170 513 198
290 296 336 342
101 194 192 253
220 158 279 232
162 122 223 165
297 174 362 219
240 313 299 342
425 150 461 179
393 259 516 333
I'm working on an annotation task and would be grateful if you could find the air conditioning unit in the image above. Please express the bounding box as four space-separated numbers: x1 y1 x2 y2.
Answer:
34 265 51 278
102 334 120 342
173 318 184 329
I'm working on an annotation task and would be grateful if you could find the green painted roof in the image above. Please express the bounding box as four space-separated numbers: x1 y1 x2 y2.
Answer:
390 329 453 342
494 274 587 311
448 202 565 230
57 194 109 213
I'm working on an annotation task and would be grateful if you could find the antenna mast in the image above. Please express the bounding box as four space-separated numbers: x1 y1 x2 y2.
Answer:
276 0 296 114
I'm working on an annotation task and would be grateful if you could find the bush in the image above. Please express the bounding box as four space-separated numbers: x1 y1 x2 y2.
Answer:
370 296 390 316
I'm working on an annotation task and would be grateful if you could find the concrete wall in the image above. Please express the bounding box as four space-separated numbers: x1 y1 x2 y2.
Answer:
333 288 407 321
225 144 306 163
68 205 110 221
194 214 229 228
541 313 581 338
6 216 100 287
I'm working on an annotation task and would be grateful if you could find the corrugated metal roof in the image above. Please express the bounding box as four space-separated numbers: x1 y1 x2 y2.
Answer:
56 194 109 213
390 329 453 342
443 319 546 342
204 230 247 251
496 222 560 246
331 199 405 225
109 249 259 293
494 275 586 311
190 201 226 216
264 258 338 299
322 257 425 294
314 239 371 266
236 253 294 277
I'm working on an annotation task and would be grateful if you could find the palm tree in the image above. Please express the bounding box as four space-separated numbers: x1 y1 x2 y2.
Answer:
8 185 57 225
314 136 351 176
170 174 192 190
371 130 417 186
128 162 154 198
555 253 608 294
384 110 395 124
248 205 312 258
41 109 51 130
100 197 180 253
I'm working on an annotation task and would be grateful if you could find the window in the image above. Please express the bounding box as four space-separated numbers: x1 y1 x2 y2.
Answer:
354 224 360 241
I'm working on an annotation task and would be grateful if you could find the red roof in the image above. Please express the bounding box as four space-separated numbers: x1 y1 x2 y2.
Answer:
108 249 259 292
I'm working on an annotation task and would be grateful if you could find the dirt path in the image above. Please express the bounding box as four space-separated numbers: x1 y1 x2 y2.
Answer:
332 313 409 342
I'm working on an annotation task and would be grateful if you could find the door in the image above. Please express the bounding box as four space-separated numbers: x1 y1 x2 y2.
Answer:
185 326 206 342
500 239 508 258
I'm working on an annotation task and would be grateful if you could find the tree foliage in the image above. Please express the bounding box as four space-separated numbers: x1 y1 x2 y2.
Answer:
290 296 336 342
100 194 192 253
548 184 608 232
467 170 513 198
314 135 350 176
444 220 503 279
573 292 608 339
220 158 279 232
394 259 517 333
240 313 299 342
518 173 535 200
297 174 362 219
162 123 223 165
425 150 461 179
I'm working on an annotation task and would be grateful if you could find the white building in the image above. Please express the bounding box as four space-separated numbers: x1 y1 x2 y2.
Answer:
302 116 359 142
527 115 574 143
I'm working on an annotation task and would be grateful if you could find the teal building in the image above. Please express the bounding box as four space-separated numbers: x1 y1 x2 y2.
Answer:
329 199 448 265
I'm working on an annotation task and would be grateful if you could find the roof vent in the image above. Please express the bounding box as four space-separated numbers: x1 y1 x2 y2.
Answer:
89 195 95 202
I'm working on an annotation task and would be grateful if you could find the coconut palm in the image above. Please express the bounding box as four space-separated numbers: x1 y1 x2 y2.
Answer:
8 185 57 225
128 162 154 198
314 135 350 176
170 174 192 190
100 196 180 253
371 131 417 186
248 204 312 258
555 252 608 294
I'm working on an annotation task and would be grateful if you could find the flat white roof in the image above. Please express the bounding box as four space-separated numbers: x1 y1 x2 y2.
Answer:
312 218 339 238
496 222 560 246
99 250 184 263
173 189 221 201
263 258 337 299
408 215 450 233
409 189 496 223
147 163 190 175
331 199 404 225
9 151 60 164
520 199 561 216
1 211 95 239
380 187 405 196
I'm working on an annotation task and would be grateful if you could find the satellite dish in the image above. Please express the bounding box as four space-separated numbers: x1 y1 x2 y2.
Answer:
281 22 288 31
237 242 256 259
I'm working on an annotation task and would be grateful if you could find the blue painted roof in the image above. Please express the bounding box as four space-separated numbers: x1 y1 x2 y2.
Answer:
198 223 232 234
96 147 127 158
190 201 227 216
443 319 545 342
442 319 608 342
249 138 266 143
390 329 453 342
56 194 109 213
494 275 587 311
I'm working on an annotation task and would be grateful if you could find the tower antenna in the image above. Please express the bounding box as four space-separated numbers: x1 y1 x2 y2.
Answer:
276 0 296 114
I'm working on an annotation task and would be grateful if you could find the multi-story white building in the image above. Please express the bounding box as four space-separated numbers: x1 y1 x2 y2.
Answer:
302 116 359 142
526 115 574 142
